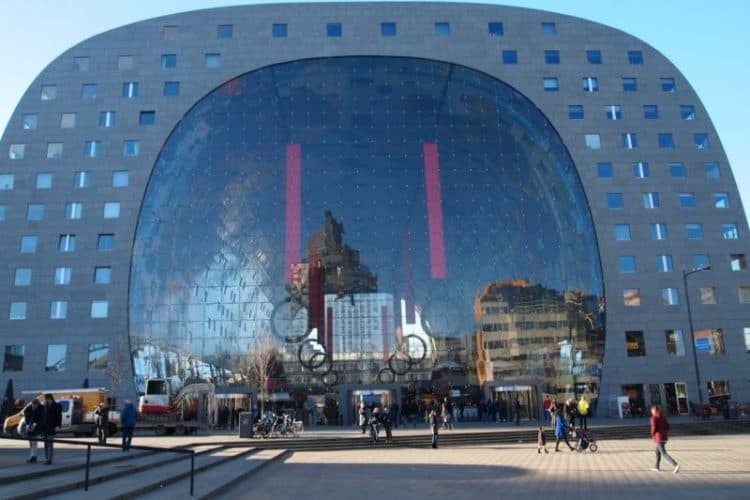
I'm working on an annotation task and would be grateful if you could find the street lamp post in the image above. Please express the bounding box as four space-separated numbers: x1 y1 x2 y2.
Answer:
682 265 710 419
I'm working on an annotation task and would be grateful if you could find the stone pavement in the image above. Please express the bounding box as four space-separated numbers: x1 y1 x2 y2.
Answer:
217 434 750 500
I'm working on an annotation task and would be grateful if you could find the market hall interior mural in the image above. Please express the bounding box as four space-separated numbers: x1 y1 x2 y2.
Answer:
129 56 605 409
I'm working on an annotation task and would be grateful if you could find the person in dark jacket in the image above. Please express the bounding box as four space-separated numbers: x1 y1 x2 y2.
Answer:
94 402 109 445
40 393 62 465
565 398 577 430
120 399 138 452
650 405 680 473
23 399 43 463
429 408 439 449
554 405 575 452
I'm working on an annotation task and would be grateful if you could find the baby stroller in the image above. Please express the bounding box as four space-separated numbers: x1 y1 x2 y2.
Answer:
574 428 598 452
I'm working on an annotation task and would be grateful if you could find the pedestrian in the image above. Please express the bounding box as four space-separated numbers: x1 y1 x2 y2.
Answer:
649 405 680 473
121 399 137 452
358 403 368 434
382 407 393 444
429 408 439 448
537 425 549 454
95 402 109 445
548 400 558 430
565 398 577 430
514 398 522 425
441 398 453 430
554 404 575 452
23 399 43 463
40 393 62 465
370 406 381 444
577 396 590 430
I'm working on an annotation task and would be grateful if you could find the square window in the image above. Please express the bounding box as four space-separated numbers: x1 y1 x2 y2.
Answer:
84 140 102 158
643 192 660 209
607 193 624 209
123 140 140 157
139 111 156 125
60 113 76 128
99 111 116 127
568 105 584 119
435 22 450 36
488 22 503 36
714 193 730 208
597 162 613 178
118 55 134 70
122 82 139 98
651 223 668 240
686 223 703 240
81 84 97 100
20 235 38 253
704 162 721 179
103 202 121 219
669 163 686 178
745 328 750 352
50 301 68 320
656 255 673 272
738 287 750 304
45 345 67 371
88 343 109 371
205 53 221 68
622 77 637 92
582 77 598 92
36 173 53 189
161 54 177 69
628 50 643 64
661 287 680 306
65 202 82 220
9 144 25 160
694 254 710 269
633 162 650 178
54 267 72 285
661 78 676 92
694 133 710 149
586 50 602 64
624 289 641 307
643 105 659 119
381 22 397 37
46 143 63 159
502 50 518 64
97 234 115 251
164 81 180 96
22 114 38 130
0 174 15 190
622 133 638 149
605 105 622 120
614 224 631 241
9 302 27 320
544 50 560 64
722 223 738 240
74 171 91 188
41 85 57 101
541 22 556 36
94 267 112 284
14 268 32 286
681 105 695 120
584 134 600 150
619 255 636 273
626 331 646 356
272 23 288 38
694 328 725 355
91 300 109 319
3 345 25 372
113 170 129 187
59 234 76 252
665 330 685 356
657 133 675 148
162 25 179 40
543 77 559 91
327 23 342 37
74 56 90 72
217 24 233 38
678 192 696 208
27 204 44 221
700 287 717 305
0 205 5 221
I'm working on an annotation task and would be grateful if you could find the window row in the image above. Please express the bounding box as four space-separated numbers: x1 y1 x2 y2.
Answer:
568 104 696 121
10 203 122 221
596 161 721 179
583 132 710 150
7 300 109 320
625 327 749 357
621 286 750 307
9 140 143 160
3 343 110 372
38 81 180 102
606 192 732 209
14 234 115 253
0 171 129 191
21 110 155 130
616 254 745 273
12 266 112 286
541 76 676 93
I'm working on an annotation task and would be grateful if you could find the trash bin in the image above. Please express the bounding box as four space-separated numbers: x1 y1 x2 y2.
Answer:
238 411 253 438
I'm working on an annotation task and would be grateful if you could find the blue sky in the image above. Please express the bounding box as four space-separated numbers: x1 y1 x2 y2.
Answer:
1 0 748 217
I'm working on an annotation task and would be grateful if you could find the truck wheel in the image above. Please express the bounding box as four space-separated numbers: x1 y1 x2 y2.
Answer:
155 425 166 435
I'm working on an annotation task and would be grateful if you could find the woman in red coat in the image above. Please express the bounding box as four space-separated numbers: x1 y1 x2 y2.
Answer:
650 405 680 473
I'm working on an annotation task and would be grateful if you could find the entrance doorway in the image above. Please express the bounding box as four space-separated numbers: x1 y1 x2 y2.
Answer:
350 389 395 425
494 385 538 423
664 382 689 416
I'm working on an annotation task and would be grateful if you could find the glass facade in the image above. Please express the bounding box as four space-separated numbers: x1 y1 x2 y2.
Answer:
129 57 604 405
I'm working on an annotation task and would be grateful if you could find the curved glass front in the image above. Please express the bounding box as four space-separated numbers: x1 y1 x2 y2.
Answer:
129 57 605 412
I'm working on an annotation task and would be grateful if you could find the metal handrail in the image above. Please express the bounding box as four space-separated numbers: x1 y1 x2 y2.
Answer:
0 434 195 496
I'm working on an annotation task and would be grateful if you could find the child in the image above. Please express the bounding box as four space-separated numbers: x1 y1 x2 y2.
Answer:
537 425 549 453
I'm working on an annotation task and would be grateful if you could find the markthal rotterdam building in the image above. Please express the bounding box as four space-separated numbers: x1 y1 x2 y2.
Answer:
1 2 748 422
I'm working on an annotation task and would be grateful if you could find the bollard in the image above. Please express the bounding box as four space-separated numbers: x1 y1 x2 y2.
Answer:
190 450 195 496
85 443 91 491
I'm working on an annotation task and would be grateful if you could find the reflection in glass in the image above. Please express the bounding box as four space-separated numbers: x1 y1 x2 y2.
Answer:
45 344 67 372
88 344 109 370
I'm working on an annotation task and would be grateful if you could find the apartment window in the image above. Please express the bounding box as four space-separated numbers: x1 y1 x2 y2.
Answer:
686 223 703 240
605 105 622 120
568 105 584 119
597 162 613 178
123 140 140 157
161 54 177 69
643 105 659 119
88 344 109 370
633 162 650 178
36 173 53 189
103 202 121 219
661 288 680 306
0 174 14 190
615 224 631 241
694 328 725 355
704 162 721 179
655 133 673 148
622 133 638 149
162 25 179 40
46 143 63 159
656 255 673 272
41 85 57 100
700 287 717 305
714 193 730 208
205 53 221 69
27 204 44 221
217 24 233 38
91 300 109 319
669 163 686 178
607 193 624 209
665 330 685 356
99 111 116 127
65 202 83 220
9 144 25 159
22 114 38 129
586 50 602 64
624 289 640 307
94 267 112 284
46 345 67 371
488 22 503 36
643 192 660 209
164 81 180 96
3 345 25 372
50 301 68 320
694 254 711 269
139 111 156 125
678 192 696 208
543 77 559 91
59 234 76 252
628 50 643 64
626 331 646 357
681 105 695 120
113 171 129 187
730 254 746 271
544 50 560 64
381 22 397 36
60 113 76 128
54 267 72 285
0 205 5 221
619 256 636 273
584 134 600 149
502 50 518 64
122 82 139 98
74 56 90 72
435 22 450 36
722 223 739 240
622 77 637 91
327 23 342 37
738 287 750 304
97 234 115 251
272 23 288 37
746 329 750 352
694 133 710 150
118 55 134 70
81 84 97 100
582 77 598 92
651 223 668 240
661 78 676 92
74 171 91 188
541 22 556 36
14 268 32 286
84 140 102 158
9 302 27 320
20 236 38 253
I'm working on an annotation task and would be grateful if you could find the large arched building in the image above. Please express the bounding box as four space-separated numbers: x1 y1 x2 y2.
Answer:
1 2 747 421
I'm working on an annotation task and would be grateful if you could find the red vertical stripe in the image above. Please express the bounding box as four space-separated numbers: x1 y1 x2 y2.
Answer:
423 143 447 279
284 144 301 283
